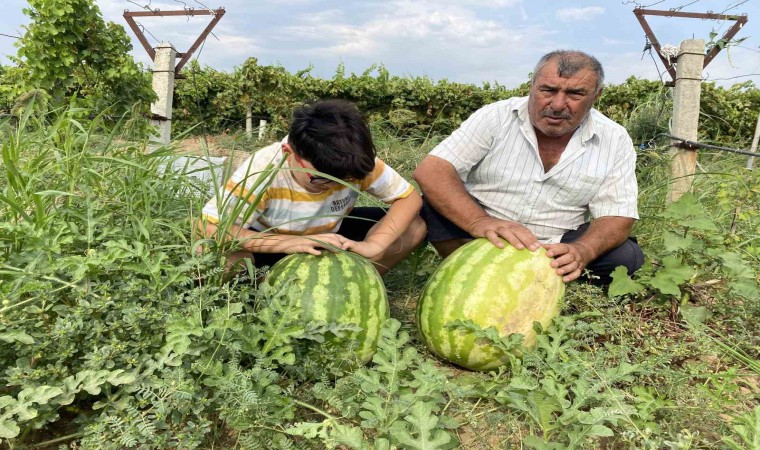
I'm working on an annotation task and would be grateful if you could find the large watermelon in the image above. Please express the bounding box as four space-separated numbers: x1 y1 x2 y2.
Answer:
264 251 389 364
417 238 565 371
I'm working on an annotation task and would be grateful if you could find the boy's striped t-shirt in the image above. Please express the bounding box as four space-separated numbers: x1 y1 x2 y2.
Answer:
201 140 415 235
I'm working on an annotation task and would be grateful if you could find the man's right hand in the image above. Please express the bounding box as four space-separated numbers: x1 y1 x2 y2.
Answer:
467 216 541 252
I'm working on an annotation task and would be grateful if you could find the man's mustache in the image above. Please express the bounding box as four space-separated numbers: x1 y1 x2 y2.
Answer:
540 109 571 120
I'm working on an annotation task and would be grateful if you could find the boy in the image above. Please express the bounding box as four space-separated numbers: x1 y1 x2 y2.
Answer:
198 99 426 275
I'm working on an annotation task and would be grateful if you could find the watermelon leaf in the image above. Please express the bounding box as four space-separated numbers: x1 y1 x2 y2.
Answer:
446 319 523 369
331 422 370 449
301 321 362 342
393 402 453 450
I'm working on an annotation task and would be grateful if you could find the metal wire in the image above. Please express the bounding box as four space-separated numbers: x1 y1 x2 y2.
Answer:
660 133 760 157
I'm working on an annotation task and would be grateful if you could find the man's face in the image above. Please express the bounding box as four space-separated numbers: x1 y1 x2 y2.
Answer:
528 60 600 138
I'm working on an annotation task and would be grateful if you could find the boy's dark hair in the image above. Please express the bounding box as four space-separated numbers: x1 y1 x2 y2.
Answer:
288 99 376 180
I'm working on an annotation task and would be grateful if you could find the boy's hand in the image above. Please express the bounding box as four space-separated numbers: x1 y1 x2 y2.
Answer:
346 240 386 260
282 233 352 255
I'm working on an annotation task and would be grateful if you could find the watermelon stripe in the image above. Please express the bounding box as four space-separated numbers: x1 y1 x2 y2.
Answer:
417 238 564 371
266 251 388 364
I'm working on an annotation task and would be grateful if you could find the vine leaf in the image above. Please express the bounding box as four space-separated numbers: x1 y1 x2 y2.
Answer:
608 266 644 297
650 256 694 297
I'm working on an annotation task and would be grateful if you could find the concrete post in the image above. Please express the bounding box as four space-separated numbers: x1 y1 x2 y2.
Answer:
150 43 177 148
258 119 267 140
745 112 760 170
245 104 253 139
667 39 704 203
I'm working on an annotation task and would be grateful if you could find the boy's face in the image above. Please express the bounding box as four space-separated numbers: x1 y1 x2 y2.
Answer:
282 144 336 192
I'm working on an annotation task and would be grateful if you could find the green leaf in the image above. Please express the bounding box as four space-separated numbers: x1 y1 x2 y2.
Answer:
662 231 694 252
651 256 694 297
286 421 328 439
0 419 21 439
659 193 700 220
74 370 127 395
393 402 452 450
0 330 34 344
106 370 137 387
331 423 369 449
587 424 614 437
718 252 756 279
680 217 718 231
18 386 62 405
522 435 559 449
608 266 644 297
680 305 712 326
730 280 760 300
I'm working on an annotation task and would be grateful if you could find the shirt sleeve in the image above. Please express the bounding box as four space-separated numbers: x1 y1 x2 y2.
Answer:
428 102 502 180
360 158 415 203
201 152 274 228
589 131 639 219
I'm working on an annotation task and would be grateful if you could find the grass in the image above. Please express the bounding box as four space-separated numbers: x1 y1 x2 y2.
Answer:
374 124 760 448
0 107 758 449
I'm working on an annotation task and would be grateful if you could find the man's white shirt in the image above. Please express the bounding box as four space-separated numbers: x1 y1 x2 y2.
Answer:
430 97 639 243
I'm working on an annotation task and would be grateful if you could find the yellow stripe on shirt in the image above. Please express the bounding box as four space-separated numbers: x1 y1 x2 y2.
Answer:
264 185 349 202
360 159 386 191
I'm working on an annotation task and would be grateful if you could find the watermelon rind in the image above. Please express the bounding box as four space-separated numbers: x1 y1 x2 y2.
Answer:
265 251 389 364
417 238 565 371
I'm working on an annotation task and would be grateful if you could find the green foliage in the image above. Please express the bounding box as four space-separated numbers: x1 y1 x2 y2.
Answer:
445 319 524 369
289 319 458 449
722 405 760 450
610 191 759 304
173 61 240 136
172 60 523 138
169 61 759 148
4 0 154 116
0 104 202 442
699 81 760 146
1 95 758 448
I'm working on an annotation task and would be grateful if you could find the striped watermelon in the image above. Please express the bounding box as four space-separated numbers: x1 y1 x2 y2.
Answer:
417 238 565 371
264 251 389 364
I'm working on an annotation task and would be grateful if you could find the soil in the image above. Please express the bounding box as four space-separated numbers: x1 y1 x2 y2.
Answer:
174 135 254 171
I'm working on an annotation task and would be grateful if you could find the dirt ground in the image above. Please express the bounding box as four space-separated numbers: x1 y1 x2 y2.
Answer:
174 135 254 171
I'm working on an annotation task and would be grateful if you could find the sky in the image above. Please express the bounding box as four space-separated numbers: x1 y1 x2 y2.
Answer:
0 0 758 89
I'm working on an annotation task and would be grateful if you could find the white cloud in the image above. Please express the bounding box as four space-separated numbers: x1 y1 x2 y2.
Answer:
282 1 537 56
555 7 605 23
602 37 630 46
1 0 756 88
458 0 522 6
262 0 555 85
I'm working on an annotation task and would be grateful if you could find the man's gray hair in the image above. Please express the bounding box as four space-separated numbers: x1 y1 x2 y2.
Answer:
531 50 605 93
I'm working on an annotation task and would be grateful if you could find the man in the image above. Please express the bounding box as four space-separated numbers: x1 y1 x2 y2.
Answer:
413 50 643 285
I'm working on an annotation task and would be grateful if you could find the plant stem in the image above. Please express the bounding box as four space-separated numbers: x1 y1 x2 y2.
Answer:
32 432 84 448
293 399 339 421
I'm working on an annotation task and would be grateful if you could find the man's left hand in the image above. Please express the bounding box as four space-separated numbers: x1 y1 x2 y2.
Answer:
543 242 593 282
